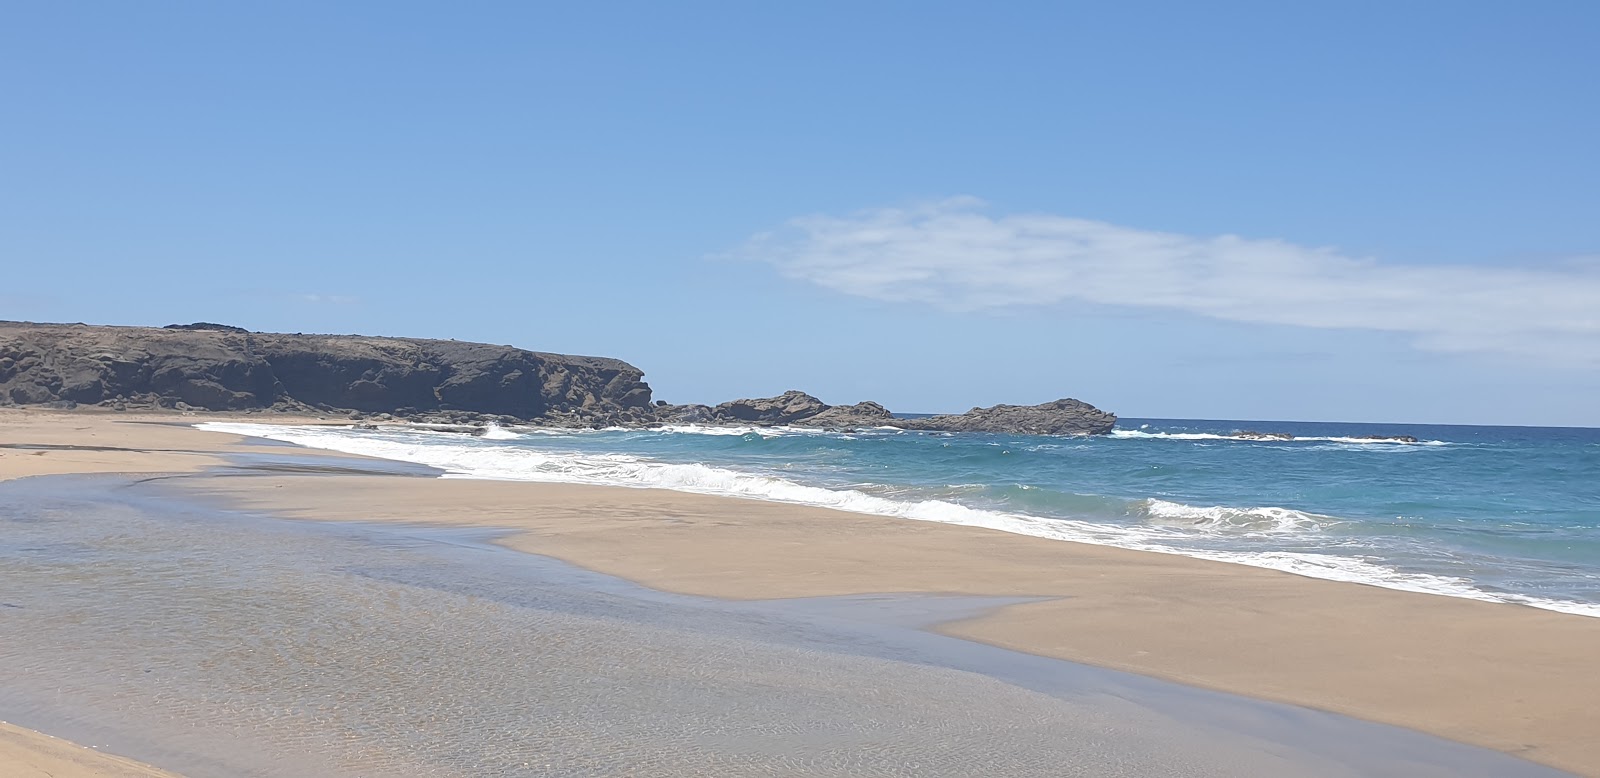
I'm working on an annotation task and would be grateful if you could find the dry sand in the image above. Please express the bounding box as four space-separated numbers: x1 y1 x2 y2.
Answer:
0 722 182 778
5 410 1600 775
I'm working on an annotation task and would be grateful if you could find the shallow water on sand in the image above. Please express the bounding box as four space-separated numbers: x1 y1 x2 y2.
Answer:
199 418 1600 616
0 470 1569 777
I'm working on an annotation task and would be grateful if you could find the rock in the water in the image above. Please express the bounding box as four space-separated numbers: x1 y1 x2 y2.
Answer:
654 403 716 424
894 398 1117 436
712 390 828 425
1351 434 1420 443
790 401 895 428
1234 430 1295 441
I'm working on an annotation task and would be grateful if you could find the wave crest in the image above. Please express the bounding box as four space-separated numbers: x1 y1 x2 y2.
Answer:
1137 499 1335 533
194 422 1600 618
1110 430 1448 446
478 423 522 440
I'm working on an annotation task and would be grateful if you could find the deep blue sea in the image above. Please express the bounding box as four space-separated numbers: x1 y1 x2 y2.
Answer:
203 418 1600 617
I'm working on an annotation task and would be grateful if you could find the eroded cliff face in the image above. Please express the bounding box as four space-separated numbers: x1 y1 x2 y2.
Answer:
1 322 1117 435
0 322 653 422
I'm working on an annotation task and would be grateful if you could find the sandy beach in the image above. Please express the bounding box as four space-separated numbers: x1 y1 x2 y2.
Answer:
4 409 1600 776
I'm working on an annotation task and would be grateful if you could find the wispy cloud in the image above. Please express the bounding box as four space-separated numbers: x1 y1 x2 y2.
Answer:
297 293 360 305
736 197 1600 365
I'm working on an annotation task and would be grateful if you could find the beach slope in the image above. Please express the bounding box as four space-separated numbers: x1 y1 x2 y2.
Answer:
4 410 1600 775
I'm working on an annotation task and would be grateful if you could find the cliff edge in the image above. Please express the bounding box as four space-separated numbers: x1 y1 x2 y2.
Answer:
0 321 654 423
0 322 1117 435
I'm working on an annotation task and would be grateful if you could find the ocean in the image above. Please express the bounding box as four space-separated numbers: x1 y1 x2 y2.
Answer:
199 418 1600 617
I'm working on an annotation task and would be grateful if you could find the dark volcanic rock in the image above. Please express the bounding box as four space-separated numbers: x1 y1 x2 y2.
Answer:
2 321 1119 436
655 403 717 424
712 391 828 425
0 321 652 421
789 401 895 428
896 398 1117 436
706 394 1114 436
164 322 249 333
1234 430 1295 441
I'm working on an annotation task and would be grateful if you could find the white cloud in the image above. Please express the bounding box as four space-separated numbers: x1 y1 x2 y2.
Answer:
737 197 1600 365
297 293 359 305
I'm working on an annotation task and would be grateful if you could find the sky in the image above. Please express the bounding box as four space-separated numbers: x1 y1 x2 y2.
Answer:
3 2 1598 426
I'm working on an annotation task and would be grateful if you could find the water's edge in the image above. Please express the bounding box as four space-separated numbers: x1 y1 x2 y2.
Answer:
0 463 1571 777
194 421 1600 618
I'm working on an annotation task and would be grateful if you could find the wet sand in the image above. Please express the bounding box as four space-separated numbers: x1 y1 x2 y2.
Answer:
4 410 1600 775
183 473 1600 774
0 472 1568 777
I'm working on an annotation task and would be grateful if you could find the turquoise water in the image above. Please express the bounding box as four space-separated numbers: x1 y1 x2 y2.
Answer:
202 419 1600 617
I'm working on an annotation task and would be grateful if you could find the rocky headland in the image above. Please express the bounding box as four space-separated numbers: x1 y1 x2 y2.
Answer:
0 322 1117 436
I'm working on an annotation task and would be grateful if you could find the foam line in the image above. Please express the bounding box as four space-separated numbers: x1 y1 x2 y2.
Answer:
197 422 1600 618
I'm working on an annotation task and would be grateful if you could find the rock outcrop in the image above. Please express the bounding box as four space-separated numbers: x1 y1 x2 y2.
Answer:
0 322 1120 435
712 390 829 425
702 392 1115 436
894 398 1117 436
0 321 652 423
790 401 895 428
1235 430 1294 441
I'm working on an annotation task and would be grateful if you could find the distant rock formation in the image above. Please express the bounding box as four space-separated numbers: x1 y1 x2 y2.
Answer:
895 398 1117 436
712 390 829 425
1234 430 1295 441
702 391 1116 436
0 322 1119 435
0 321 652 423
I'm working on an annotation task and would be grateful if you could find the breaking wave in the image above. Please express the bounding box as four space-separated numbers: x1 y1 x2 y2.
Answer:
1136 499 1337 533
1110 429 1449 446
195 422 1600 618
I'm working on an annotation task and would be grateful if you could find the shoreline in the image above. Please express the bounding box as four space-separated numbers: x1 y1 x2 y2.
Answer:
195 418 1600 618
4 409 1599 775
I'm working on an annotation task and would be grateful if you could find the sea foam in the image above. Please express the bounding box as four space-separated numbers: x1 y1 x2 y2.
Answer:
196 422 1600 618
1109 429 1450 446
1137 499 1336 533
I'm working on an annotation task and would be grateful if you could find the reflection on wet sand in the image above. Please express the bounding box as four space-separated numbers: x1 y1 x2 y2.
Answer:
0 472 1568 777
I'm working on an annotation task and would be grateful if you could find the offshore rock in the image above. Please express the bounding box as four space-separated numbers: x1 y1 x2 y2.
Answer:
654 403 717 424
789 401 895 429
712 391 828 425
708 394 1115 436
894 398 1117 436
1234 430 1295 441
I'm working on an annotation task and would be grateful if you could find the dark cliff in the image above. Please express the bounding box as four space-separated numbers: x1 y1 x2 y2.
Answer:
1 322 1117 435
0 322 654 421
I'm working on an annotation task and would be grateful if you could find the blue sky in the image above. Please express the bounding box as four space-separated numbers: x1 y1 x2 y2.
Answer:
3 2 1597 425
